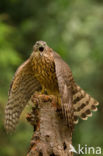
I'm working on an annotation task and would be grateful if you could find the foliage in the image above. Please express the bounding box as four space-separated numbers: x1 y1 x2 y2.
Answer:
0 0 103 155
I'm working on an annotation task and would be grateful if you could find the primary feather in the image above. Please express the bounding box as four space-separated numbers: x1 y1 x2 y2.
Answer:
5 59 41 132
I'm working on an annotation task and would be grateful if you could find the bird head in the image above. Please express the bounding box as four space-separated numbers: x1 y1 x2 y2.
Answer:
32 41 51 57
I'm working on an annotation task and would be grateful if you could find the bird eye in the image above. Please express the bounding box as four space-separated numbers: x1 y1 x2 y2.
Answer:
39 46 44 52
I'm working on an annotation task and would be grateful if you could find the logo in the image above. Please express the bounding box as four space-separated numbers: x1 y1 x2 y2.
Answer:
69 144 102 155
69 144 78 153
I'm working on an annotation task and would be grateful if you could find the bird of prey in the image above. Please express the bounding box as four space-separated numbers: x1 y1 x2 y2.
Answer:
5 41 99 132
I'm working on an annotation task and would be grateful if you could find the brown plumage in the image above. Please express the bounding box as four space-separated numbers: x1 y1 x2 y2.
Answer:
5 41 99 132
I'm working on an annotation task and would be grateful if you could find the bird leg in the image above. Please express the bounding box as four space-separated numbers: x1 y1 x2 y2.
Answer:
31 92 58 109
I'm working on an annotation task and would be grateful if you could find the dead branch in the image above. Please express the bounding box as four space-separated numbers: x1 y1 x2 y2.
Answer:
26 93 73 156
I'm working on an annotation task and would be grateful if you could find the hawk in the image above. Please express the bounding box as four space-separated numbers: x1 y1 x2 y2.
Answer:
5 41 99 132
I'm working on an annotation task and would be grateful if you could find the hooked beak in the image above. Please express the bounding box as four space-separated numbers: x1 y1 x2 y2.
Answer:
39 46 44 56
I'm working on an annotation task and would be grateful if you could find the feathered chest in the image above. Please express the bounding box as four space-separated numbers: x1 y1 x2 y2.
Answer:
31 54 59 93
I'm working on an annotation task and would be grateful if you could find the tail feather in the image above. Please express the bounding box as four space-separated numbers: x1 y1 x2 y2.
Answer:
72 84 99 124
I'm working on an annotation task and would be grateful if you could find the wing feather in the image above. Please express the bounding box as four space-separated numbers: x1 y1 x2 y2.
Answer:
5 59 41 132
53 52 99 127
53 52 74 129
73 83 99 124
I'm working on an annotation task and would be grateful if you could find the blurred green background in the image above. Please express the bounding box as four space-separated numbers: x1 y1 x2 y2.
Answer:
0 0 103 155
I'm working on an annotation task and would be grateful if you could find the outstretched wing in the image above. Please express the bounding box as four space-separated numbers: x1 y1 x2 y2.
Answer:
53 52 74 129
53 52 99 126
5 59 41 132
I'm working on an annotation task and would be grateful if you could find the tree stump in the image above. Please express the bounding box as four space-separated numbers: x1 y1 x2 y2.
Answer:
26 93 73 156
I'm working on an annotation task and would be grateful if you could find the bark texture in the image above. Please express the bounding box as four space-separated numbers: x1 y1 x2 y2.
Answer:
26 93 73 156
